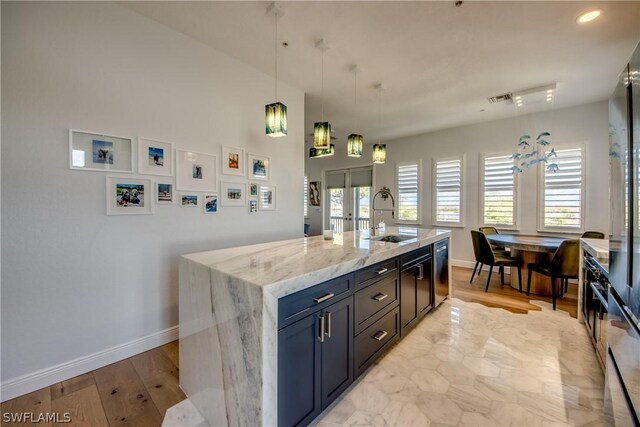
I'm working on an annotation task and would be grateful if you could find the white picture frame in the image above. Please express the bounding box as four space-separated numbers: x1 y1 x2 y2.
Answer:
260 185 277 211
70 129 134 173
221 181 247 207
249 182 259 197
138 137 174 177
247 153 270 181
176 150 217 192
180 194 199 207
106 176 153 215
222 145 245 176
204 194 218 214
248 198 258 214
156 183 174 204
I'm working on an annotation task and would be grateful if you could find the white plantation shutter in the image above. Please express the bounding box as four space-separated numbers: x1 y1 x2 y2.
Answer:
434 158 463 225
482 154 516 227
304 175 309 217
397 163 420 222
541 147 584 229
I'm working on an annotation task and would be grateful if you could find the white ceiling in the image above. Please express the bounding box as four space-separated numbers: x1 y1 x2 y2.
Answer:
121 1 640 147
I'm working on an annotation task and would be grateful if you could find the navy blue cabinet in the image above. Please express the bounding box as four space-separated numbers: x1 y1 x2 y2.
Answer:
400 247 433 336
278 293 354 427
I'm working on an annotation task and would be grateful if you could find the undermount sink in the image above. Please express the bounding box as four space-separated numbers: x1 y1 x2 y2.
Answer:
374 234 417 243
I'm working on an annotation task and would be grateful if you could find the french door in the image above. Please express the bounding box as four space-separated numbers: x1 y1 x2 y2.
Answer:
325 167 372 233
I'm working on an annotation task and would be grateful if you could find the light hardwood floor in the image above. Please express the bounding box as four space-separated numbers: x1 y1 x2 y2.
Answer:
1 266 578 426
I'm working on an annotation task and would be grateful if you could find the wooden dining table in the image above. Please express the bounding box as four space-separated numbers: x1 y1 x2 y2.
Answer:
486 234 566 296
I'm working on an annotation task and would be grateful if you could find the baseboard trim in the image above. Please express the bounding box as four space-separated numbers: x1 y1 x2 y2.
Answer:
451 259 512 274
0 325 178 402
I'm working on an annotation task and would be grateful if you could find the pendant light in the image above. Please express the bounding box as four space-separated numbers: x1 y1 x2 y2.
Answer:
373 84 387 164
347 66 363 157
313 39 331 149
265 2 287 137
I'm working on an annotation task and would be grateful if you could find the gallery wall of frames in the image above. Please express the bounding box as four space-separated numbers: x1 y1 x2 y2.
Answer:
69 129 277 216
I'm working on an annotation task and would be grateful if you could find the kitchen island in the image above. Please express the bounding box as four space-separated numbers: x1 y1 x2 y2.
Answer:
179 227 450 426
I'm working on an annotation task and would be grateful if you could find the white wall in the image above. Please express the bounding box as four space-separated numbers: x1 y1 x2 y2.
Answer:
1 1 304 395
373 101 610 265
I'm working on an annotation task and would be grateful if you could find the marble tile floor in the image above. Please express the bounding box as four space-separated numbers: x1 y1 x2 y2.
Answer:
313 298 604 427
164 298 604 426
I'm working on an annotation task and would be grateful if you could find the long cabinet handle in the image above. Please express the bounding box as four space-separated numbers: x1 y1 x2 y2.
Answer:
372 293 388 302
375 268 388 275
313 292 334 304
318 314 326 342
372 330 388 341
325 312 332 338
416 264 424 280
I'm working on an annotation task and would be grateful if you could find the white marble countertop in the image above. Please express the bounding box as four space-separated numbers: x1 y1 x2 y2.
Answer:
581 238 609 270
183 226 450 298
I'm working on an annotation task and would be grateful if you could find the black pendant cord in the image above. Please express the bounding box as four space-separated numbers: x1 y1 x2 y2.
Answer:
321 48 324 122
353 72 358 134
274 11 278 102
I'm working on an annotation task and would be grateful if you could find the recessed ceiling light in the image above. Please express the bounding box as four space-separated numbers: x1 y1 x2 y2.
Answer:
577 9 602 24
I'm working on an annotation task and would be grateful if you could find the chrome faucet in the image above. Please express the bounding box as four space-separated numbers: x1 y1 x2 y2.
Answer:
371 186 395 236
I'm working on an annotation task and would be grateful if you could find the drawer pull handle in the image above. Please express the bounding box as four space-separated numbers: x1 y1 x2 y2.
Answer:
313 292 335 304
375 268 389 275
373 293 388 302
372 330 388 341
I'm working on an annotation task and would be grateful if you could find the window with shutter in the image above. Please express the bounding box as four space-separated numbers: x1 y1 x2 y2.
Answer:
539 147 584 230
303 175 309 217
433 157 463 226
397 163 420 223
481 154 517 228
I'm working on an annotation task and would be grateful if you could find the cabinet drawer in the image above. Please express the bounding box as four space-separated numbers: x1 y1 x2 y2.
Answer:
278 274 353 329
355 258 398 288
354 275 399 335
400 246 431 268
354 306 400 376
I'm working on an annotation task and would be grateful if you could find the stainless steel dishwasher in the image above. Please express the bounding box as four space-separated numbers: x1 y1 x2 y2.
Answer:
434 239 449 307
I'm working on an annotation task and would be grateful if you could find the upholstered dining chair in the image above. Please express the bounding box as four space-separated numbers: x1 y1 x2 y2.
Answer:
470 230 522 293
479 226 508 254
526 239 580 310
581 231 605 239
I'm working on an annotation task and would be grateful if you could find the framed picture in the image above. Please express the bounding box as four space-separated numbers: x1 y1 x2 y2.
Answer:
222 145 245 176
156 183 174 204
309 181 321 206
138 137 174 177
106 177 153 215
259 185 277 211
249 182 259 197
204 194 218 214
176 150 216 192
70 129 134 172
181 194 199 207
221 181 247 207
248 198 258 214
247 153 270 181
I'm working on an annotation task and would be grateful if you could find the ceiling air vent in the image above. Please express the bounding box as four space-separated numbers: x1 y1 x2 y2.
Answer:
487 93 512 104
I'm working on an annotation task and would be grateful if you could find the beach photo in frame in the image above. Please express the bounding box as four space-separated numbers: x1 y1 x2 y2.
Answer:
156 183 174 204
106 176 153 215
248 198 258 214
222 145 245 176
249 182 259 197
181 194 198 207
259 185 276 211
70 129 134 172
138 137 174 176
247 153 270 181
221 181 247 207
176 150 216 192
204 194 218 214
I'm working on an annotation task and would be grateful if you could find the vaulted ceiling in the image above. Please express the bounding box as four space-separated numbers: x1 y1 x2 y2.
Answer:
122 1 640 147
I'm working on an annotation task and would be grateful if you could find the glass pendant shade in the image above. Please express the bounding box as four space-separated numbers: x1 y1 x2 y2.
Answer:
373 144 386 164
265 102 287 137
313 122 331 149
347 134 363 157
309 144 335 158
